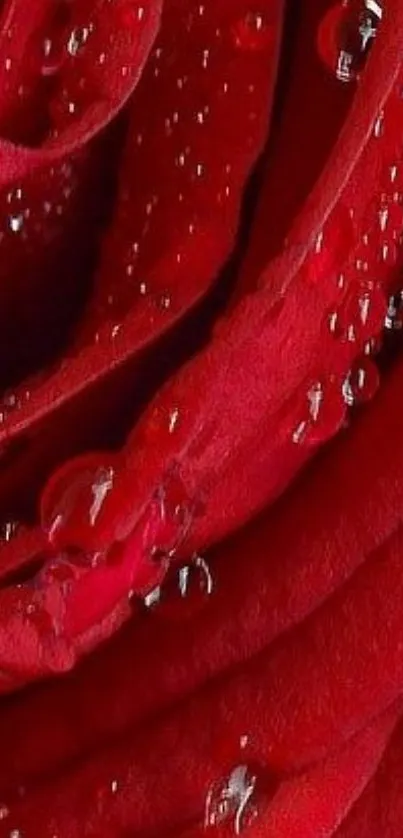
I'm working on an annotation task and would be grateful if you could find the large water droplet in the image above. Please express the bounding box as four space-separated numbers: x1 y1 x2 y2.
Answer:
41 452 117 552
205 765 259 834
317 1 382 83
293 379 346 446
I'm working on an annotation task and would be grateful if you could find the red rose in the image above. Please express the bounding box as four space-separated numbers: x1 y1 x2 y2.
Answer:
0 0 401 834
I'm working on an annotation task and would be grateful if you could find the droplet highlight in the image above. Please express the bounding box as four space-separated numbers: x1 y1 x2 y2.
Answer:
317 1 382 83
41 452 117 552
144 553 214 618
205 765 259 834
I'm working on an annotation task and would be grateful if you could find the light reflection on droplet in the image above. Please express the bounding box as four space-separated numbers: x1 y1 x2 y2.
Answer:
205 764 259 834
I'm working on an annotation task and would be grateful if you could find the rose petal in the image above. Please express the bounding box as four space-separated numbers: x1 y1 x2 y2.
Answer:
1 355 403 784
0 0 163 179
335 716 403 838
234 706 399 838
0 0 284 522
236 0 355 294
0 0 162 385
96 0 403 557
0 670 398 837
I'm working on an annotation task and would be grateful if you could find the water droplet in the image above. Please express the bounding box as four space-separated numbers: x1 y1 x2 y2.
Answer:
0 520 20 543
205 765 259 834
373 110 384 138
41 453 117 552
385 291 403 330
292 380 346 446
144 554 214 619
335 285 386 342
302 205 354 284
120 471 196 593
378 197 403 237
152 473 195 560
328 311 340 334
41 35 65 77
159 292 172 310
342 357 379 405
8 214 24 233
168 407 180 433
144 586 161 609
317 1 382 83
232 10 272 51
380 241 398 266
67 25 91 57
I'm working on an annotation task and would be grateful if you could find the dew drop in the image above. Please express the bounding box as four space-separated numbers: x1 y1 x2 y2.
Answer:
336 285 386 342
373 110 384 138
67 25 91 57
378 197 403 237
144 586 161 609
317 1 382 84
0 520 20 544
168 407 180 433
144 554 213 618
159 293 172 310
380 241 398 267
41 35 65 77
205 764 259 834
328 310 340 335
41 453 117 552
0 805 9 821
385 292 403 330
231 9 272 51
132 471 196 571
292 380 346 445
342 357 379 405
8 213 24 234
